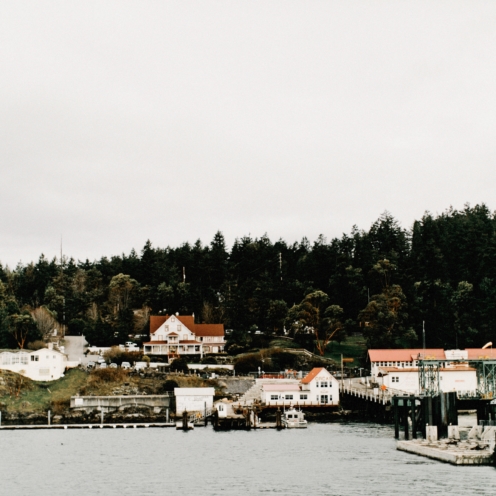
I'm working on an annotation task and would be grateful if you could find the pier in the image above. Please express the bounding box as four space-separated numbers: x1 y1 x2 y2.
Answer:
0 422 176 430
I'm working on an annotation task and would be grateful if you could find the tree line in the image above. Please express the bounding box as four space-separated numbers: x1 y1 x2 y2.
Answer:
0 203 495 352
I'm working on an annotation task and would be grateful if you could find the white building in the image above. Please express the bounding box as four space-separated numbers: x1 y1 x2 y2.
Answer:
0 346 71 381
261 368 339 406
174 387 215 415
368 348 487 395
143 314 225 358
377 365 477 395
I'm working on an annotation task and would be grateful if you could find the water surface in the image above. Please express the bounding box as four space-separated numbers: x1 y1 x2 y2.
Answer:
1 422 495 495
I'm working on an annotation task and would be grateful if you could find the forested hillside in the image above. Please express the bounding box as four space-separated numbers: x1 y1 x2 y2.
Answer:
1 204 495 351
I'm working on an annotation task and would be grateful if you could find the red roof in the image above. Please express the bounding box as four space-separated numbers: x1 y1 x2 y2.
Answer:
466 348 496 360
301 367 328 384
150 316 167 334
177 315 195 329
194 324 224 337
368 349 445 362
378 366 476 373
150 315 224 337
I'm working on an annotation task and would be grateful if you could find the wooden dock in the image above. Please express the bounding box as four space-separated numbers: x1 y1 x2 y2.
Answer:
0 422 176 430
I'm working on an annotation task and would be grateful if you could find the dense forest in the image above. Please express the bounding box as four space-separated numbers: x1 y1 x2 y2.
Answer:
1 204 495 352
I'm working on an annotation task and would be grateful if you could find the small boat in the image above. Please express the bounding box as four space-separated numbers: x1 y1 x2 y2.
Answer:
282 407 308 428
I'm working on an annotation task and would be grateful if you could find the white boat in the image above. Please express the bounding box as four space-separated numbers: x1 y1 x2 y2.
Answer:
282 407 308 428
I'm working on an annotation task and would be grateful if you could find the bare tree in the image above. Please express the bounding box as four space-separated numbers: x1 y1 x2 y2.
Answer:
30 306 60 341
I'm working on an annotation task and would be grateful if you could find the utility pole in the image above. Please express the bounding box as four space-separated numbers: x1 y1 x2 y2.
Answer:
279 252 282 281
423 321 425 350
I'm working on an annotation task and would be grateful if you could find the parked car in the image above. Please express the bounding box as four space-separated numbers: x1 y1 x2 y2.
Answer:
97 356 105 364
99 363 107 369
121 362 131 369
109 363 118 368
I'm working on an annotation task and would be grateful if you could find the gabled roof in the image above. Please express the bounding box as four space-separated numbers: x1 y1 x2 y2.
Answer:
177 315 195 330
149 315 224 337
150 316 168 334
301 367 329 384
368 349 445 362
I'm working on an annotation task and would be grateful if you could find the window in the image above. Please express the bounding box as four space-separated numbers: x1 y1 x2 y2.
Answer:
320 395 328 404
177 325 181 331
271 395 278 400
183 334 188 341
316 382 319 387
392 376 399 383
300 394 308 400
165 325 169 331
20 355 28 365
171 317 175 322
31 355 39 362
320 381 328 388
2 354 11 365
285 395 293 400
12 355 19 364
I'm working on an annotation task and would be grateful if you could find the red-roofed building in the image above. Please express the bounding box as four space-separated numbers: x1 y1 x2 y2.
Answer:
143 314 225 359
368 349 445 378
259 367 340 406
368 348 480 394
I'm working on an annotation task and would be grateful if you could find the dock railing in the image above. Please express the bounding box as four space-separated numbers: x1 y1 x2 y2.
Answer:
339 381 397 405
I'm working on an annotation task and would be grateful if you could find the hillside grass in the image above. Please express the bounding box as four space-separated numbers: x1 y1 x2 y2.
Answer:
0 368 88 413
324 335 367 366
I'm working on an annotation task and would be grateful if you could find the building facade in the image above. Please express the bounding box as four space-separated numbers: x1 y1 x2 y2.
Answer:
0 346 69 381
143 314 225 358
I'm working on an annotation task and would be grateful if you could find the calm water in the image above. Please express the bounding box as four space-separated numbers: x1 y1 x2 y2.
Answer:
1 422 496 495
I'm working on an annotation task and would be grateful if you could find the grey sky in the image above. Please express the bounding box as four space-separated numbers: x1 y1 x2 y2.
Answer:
1 1 495 268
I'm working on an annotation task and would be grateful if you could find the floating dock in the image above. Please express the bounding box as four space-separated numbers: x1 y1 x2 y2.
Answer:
397 439 494 465
0 422 176 430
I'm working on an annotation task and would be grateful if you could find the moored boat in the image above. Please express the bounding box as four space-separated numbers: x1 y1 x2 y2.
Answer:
282 407 308 428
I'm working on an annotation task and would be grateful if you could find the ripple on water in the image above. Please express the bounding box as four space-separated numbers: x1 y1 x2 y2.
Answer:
0 422 495 495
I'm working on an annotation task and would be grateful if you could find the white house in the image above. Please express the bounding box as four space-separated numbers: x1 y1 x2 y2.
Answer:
261 368 339 406
0 346 71 381
174 387 215 415
143 314 225 358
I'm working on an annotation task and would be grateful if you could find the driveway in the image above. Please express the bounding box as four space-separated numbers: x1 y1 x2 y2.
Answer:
63 335 88 362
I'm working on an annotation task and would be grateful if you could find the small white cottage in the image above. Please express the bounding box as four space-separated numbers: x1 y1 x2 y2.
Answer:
174 387 215 415
0 346 69 381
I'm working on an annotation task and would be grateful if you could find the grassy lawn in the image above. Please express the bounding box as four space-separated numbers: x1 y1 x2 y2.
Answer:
269 338 300 349
1 368 88 413
324 335 367 366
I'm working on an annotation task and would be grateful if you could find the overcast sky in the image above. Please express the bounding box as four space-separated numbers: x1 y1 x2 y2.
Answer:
1 1 495 268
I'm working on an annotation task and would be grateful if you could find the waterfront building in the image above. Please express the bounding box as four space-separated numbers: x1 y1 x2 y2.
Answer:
143 314 225 359
260 367 339 406
0 345 75 381
174 387 215 415
368 348 489 395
